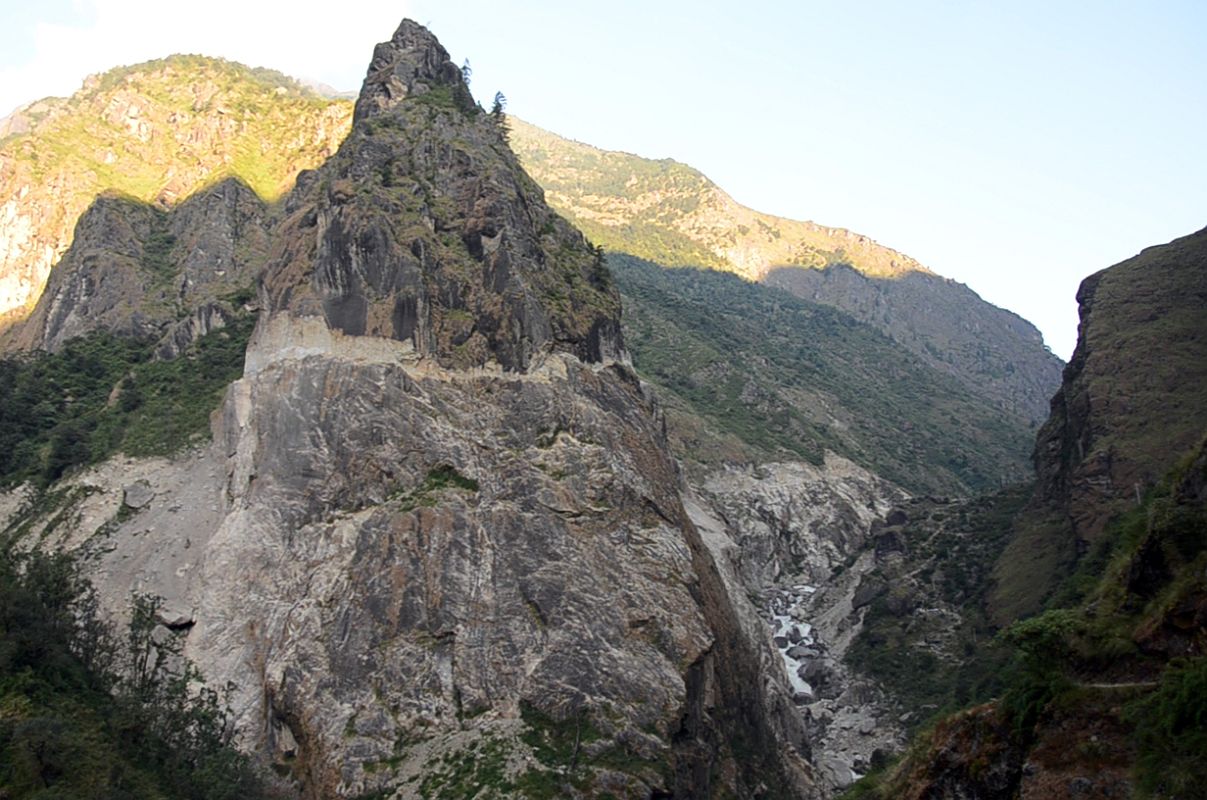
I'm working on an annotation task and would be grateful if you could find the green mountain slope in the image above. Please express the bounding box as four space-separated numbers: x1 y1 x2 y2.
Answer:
508 118 1064 424
508 117 923 280
0 55 353 324
613 254 1032 495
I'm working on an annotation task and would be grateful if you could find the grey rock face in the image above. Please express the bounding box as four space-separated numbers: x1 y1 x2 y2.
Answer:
699 457 906 589
6 193 160 350
266 25 621 373
2 177 268 354
202 324 731 795
154 301 239 359
7 319 814 797
689 458 909 797
353 19 467 124
122 481 154 509
1 19 816 799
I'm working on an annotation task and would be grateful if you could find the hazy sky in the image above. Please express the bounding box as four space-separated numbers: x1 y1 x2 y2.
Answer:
2 0 1205 359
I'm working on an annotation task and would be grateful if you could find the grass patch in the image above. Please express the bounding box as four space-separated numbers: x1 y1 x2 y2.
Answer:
391 465 480 512
517 702 668 793
1127 657 1207 798
408 84 477 117
417 735 513 799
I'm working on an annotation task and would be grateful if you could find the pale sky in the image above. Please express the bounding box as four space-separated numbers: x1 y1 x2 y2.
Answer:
3 0 1206 360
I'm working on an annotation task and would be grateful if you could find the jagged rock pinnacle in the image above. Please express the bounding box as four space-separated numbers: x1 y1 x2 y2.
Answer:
264 18 623 372
353 19 467 123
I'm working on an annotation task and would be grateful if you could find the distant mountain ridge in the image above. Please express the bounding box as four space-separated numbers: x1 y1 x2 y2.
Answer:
0 55 351 324
767 265 1061 423
506 117 1064 424
507 117 925 280
613 254 1033 495
0 57 1060 428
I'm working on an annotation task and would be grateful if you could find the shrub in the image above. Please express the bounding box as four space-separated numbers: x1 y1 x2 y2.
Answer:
1128 657 1207 798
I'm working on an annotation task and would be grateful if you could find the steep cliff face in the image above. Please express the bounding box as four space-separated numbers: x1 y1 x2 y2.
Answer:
990 226 1207 621
2 177 268 353
1032 226 1207 540
1 20 815 799
848 227 1207 800
0 56 351 324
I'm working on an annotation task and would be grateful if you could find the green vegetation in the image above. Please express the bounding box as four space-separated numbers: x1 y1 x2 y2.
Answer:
513 703 666 797
847 439 1207 798
507 117 922 279
3 54 349 202
417 735 513 799
408 84 478 117
0 548 269 798
846 488 1028 723
613 254 1032 494
406 702 668 800
140 211 177 281
1128 658 1207 797
0 313 254 487
390 466 480 512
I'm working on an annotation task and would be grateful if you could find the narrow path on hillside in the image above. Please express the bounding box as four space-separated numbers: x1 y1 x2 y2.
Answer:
1078 680 1159 690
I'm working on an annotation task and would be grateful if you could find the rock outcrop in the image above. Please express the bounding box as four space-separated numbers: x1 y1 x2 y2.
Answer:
1031 226 1207 541
0 56 351 326
2 177 268 353
1 20 816 799
990 225 1207 621
263 21 620 372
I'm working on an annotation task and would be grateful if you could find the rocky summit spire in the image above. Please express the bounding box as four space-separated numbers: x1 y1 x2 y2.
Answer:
264 19 623 372
353 19 469 123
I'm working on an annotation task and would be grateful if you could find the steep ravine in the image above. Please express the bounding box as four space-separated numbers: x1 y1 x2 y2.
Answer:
686 458 912 795
843 225 1207 799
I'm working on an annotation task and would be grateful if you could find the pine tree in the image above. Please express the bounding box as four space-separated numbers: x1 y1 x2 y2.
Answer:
491 91 509 142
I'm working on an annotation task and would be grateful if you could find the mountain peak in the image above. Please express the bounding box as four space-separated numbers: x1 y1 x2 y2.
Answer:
353 19 468 123
263 21 623 372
